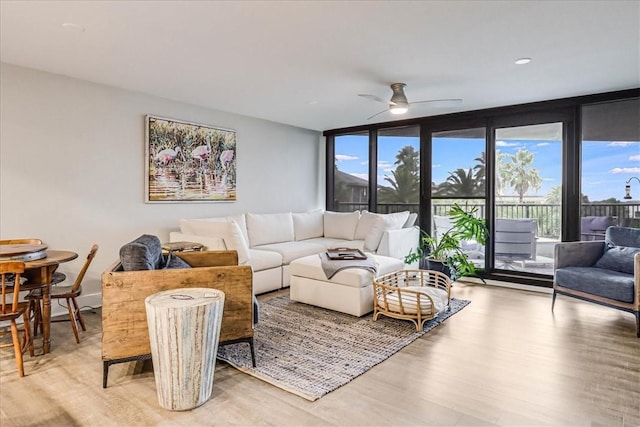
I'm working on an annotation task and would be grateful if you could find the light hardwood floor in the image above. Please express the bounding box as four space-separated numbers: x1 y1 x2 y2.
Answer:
1 284 639 426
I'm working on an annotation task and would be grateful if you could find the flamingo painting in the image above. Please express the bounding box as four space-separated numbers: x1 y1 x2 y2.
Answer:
147 115 236 202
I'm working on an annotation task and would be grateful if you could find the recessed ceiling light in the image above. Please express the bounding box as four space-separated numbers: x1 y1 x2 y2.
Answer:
515 57 532 65
61 22 85 32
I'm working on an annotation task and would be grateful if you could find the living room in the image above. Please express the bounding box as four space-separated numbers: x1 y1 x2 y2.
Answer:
1 1 639 426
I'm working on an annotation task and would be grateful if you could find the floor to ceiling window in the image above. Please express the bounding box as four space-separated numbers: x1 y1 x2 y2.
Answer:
332 132 369 212
325 89 639 287
580 98 640 237
493 123 563 275
377 126 420 214
431 127 486 269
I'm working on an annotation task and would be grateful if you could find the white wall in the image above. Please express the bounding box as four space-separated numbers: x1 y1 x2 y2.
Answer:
0 63 324 312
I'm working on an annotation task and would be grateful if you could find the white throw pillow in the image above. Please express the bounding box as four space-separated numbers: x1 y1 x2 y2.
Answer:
323 211 361 240
179 219 250 264
404 212 418 228
355 210 379 240
246 212 295 247
293 211 324 241
363 211 410 252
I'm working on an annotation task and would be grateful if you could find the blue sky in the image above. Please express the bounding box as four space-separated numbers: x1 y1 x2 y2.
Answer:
335 135 640 202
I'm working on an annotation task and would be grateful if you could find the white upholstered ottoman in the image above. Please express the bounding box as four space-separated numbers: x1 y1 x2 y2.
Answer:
289 253 405 316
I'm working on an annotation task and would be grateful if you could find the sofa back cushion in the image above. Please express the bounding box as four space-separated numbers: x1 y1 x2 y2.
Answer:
354 210 379 240
605 226 640 248
293 211 324 241
595 226 640 274
120 234 164 271
180 219 250 263
324 211 360 240
246 212 295 247
364 211 411 252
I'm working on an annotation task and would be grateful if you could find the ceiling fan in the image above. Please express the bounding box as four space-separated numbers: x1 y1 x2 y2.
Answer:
358 83 462 120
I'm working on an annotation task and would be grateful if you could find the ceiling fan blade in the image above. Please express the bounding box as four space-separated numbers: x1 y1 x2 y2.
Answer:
358 94 389 105
410 98 463 108
367 109 389 120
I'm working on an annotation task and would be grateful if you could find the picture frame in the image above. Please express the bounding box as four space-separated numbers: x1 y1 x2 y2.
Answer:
145 115 237 203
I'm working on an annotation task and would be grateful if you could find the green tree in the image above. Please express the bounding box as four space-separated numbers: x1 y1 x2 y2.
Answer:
378 145 420 203
436 168 484 197
499 148 542 203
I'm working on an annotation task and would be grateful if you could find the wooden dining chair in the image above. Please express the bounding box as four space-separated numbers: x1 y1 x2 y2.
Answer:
27 244 98 344
0 239 66 285
0 261 35 377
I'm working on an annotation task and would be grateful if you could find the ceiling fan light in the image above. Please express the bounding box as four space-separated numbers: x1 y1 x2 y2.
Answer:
390 105 408 115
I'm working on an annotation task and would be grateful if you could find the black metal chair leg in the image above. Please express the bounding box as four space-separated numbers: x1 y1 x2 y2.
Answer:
551 291 557 311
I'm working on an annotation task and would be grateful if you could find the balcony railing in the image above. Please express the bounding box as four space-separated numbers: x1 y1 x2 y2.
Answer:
334 202 640 239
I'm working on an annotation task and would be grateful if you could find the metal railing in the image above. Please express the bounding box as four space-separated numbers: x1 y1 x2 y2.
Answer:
334 202 640 238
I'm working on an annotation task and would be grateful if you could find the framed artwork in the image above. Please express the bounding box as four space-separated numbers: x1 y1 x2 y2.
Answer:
145 115 237 203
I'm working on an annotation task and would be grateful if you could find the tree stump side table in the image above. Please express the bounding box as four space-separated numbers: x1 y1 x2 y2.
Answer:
145 287 225 411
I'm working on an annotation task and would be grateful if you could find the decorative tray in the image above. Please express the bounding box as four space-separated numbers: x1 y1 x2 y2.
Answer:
326 248 367 260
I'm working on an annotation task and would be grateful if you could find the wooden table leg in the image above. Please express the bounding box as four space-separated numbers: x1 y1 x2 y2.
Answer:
41 265 56 354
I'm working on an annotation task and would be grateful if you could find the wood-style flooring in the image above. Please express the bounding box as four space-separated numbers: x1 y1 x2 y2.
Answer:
1 284 638 426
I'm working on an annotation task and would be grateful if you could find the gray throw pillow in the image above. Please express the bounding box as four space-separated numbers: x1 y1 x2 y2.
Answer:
163 253 192 269
119 234 164 271
594 246 640 274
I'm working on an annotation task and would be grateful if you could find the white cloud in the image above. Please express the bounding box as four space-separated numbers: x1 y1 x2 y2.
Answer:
630 155 640 161
610 167 640 174
586 181 602 185
433 164 441 168
360 161 369 165
383 168 393 173
542 177 555 181
496 140 519 147
608 141 640 147
536 142 550 147
335 154 359 161
377 160 392 169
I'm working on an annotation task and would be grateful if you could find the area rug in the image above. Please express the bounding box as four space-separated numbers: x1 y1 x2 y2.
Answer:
217 295 470 401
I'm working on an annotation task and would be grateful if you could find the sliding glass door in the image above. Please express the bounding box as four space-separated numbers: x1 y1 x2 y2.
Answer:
493 122 563 275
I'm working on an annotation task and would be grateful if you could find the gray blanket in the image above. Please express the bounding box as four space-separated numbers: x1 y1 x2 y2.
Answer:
319 252 378 280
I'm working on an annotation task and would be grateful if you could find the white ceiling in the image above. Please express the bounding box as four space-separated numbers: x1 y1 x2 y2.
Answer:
1 1 639 132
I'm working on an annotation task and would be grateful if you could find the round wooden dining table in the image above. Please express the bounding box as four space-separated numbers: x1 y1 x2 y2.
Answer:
1 248 78 354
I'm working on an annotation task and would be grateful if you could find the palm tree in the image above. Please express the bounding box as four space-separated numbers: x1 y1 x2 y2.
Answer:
436 168 484 197
500 148 542 203
378 145 420 204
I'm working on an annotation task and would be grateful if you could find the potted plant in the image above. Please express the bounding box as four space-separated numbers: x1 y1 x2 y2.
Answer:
404 204 488 281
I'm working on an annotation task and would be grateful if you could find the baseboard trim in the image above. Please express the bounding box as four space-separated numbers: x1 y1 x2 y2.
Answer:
50 292 102 319
458 277 553 294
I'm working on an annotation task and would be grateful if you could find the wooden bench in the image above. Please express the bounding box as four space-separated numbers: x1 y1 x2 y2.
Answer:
101 250 253 387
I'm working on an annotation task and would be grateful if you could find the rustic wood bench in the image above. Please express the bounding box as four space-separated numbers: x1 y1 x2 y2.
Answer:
101 250 254 387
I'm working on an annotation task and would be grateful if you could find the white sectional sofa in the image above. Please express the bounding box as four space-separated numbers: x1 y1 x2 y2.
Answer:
170 210 419 295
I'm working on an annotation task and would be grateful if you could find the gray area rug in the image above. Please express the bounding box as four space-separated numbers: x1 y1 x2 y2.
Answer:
217 295 470 401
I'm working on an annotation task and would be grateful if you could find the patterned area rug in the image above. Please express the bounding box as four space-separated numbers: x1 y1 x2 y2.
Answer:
217 295 470 401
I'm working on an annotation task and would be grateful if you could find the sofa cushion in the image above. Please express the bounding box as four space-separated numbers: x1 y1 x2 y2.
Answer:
594 246 639 274
304 237 365 251
293 211 324 241
382 286 448 315
246 212 295 247
354 210 379 240
179 219 250 264
119 234 164 271
254 240 326 265
404 212 418 228
555 266 634 303
247 249 283 272
605 226 640 249
324 211 360 240
364 211 410 252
